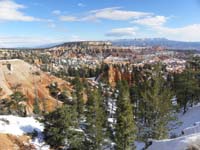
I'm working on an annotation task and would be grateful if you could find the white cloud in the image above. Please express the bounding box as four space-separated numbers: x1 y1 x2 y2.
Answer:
78 3 85 7
59 16 78 21
70 35 84 41
155 24 200 41
48 22 56 28
89 7 150 21
0 0 40 22
133 16 167 27
52 10 61 15
104 24 200 41
59 7 151 22
0 36 65 48
130 14 200 41
105 27 138 37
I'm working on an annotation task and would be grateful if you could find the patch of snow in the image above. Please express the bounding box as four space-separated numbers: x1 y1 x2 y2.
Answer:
108 118 115 123
0 115 43 135
135 141 145 150
183 123 200 136
87 77 96 81
107 98 117 115
171 104 200 136
0 115 49 150
31 132 50 150
70 128 84 132
148 103 200 150
147 133 200 150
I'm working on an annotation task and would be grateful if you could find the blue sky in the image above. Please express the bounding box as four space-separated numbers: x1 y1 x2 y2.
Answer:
0 0 200 47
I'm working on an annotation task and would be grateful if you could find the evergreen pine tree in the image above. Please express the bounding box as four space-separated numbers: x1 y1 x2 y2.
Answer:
138 64 175 142
43 105 85 149
174 66 199 113
115 80 137 150
73 77 85 123
8 91 27 116
85 88 107 150
33 97 40 114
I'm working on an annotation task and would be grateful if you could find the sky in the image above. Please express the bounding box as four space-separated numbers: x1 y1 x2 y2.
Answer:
0 0 200 47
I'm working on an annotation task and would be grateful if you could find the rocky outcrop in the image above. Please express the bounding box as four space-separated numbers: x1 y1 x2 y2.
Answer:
0 59 72 114
108 65 132 87
0 134 35 150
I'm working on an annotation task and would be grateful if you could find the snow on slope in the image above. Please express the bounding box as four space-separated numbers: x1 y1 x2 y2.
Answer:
147 133 200 150
135 141 145 150
0 115 43 135
171 104 200 136
0 115 49 150
148 104 200 150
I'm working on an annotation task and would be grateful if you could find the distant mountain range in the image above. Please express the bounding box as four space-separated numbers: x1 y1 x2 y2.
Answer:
2 38 200 51
111 38 200 50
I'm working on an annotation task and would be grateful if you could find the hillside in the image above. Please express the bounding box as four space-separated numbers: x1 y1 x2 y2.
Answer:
0 59 72 114
148 133 200 150
147 104 200 150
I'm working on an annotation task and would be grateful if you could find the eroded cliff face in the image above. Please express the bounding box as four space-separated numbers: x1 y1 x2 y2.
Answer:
0 59 72 114
108 65 132 87
0 134 34 150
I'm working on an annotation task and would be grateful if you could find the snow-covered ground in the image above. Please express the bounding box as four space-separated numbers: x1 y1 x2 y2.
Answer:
0 115 49 150
0 115 43 135
171 104 200 136
171 104 200 135
135 141 145 150
147 133 200 150
147 104 200 150
1 104 200 150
